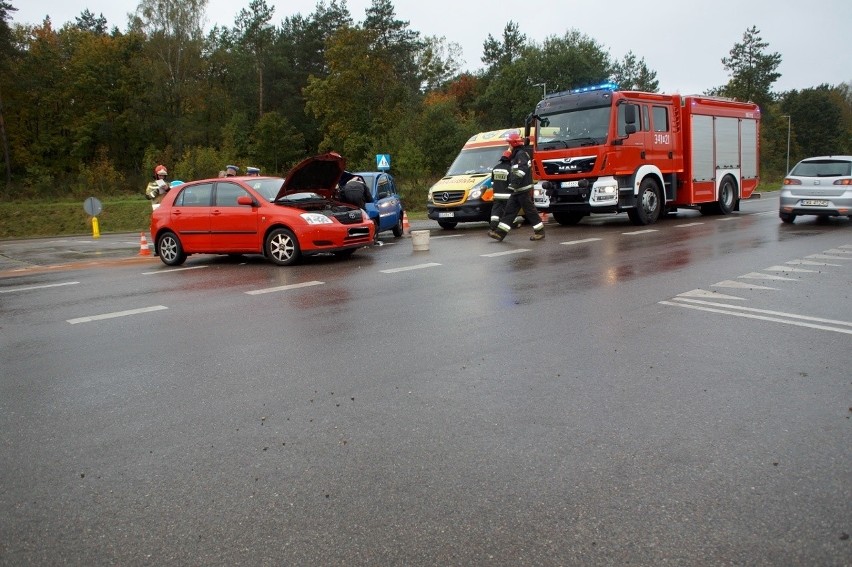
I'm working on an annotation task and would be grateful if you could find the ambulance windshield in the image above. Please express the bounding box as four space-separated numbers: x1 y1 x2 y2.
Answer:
446 146 508 176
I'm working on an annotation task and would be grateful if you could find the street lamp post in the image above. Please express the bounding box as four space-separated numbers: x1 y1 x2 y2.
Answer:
532 83 546 99
781 114 791 174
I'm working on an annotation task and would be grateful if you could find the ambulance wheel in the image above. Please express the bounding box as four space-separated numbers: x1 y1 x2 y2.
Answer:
717 175 738 215
158 232 187 266
628 178 662 225
437 221 457 229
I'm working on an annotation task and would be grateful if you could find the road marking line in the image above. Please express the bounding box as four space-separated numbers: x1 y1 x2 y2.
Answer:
622 229 658 235
561 238 602 246
0 281 79 294
824 248 852 254
67 305 168 325
674 222 704 227
677 289 747 301
807 254 851 260
716 217 738 221
738 272 797 281
380 263 441 274
786 259 841 266
764 265 816 273
670 297 852 328
481 249 529 257
659 300 852 335
245 280 324 295
712 280 777 290
143 265 208 275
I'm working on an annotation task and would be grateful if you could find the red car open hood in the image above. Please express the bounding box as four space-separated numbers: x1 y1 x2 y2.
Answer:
274 152 346 201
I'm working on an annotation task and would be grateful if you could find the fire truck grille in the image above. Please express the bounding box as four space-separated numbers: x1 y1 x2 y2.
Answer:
542 157 597 176
431 190 466 205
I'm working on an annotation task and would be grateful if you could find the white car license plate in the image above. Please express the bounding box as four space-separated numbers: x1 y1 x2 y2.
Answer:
802 199 829 207
438 211 455 218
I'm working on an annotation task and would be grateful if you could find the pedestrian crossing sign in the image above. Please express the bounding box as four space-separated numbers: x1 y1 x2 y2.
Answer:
376 154 391 170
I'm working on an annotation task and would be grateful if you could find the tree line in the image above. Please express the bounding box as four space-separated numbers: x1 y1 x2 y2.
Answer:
0 0 849 203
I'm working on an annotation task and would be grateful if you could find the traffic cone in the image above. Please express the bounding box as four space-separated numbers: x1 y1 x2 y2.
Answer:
402 211 411 235
139 232 151 256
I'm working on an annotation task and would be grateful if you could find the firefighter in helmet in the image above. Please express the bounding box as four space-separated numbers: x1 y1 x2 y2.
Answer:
489 150 513 230
146 164 170 209
488 132 544 241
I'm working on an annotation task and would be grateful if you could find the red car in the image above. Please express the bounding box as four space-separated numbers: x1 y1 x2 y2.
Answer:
150 153 375 266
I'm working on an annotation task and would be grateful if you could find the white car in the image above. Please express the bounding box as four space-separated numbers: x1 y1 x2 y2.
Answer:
779 155 852 223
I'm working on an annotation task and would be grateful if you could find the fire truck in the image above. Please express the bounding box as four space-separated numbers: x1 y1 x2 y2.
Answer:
524 83 760 225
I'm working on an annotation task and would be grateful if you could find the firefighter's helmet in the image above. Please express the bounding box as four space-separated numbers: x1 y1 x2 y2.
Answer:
506 132 524 147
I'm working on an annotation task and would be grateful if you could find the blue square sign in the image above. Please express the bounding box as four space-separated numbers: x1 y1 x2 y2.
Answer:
376 154 391 171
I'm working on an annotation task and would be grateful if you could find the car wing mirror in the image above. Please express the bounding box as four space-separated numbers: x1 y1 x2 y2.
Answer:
237 195 257 206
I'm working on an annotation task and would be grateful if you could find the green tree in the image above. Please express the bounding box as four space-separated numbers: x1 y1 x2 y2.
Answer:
362 0 423 94
235 0 274 117
720 25 781 109
250 111 305 173
781 85 852 161
129 0 208 152
304 26 405 168
611 50 659 92
0 0 17 186
74 9 108 35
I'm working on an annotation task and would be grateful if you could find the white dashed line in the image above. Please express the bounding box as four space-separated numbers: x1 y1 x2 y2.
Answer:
245 280 324 295
67 305 168 325
674 222 704 228
807 254 851 261
711 280 777 290
764 265 816 273
143 265 208 275
677 289 747 301
622 229 658 235
380 263 441 274
786 259 842 267
561 238 602 246
0 281 79 294
737 272 797 281
481 249 530 257
661 298 852 335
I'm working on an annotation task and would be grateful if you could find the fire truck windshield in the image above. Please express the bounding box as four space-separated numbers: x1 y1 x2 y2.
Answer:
536 105 611 149
445 146 507 176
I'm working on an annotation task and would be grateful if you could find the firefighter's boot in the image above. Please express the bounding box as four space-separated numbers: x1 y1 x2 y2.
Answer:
530 228 545 241
488 228 507 242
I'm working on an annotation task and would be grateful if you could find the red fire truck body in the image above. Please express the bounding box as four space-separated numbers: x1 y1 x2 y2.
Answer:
526 84 761 225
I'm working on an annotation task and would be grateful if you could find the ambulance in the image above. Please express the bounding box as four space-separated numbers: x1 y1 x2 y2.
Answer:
426 128 524 229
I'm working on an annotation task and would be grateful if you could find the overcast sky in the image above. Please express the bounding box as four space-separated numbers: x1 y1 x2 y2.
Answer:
13 0 852 96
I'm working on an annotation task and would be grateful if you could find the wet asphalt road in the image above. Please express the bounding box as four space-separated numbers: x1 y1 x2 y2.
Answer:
1 195 850 565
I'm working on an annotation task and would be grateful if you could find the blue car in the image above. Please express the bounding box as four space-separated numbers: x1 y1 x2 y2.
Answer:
341 171 405 237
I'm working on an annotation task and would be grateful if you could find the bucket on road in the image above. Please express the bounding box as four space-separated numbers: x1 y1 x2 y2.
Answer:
411 230 430 251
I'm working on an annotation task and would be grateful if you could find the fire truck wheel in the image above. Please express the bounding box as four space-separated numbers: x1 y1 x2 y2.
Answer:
628 178 662 225
553 212 585 225
717 175 739 215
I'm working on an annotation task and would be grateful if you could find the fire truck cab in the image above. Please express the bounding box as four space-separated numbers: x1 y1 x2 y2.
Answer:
526 83 761 225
